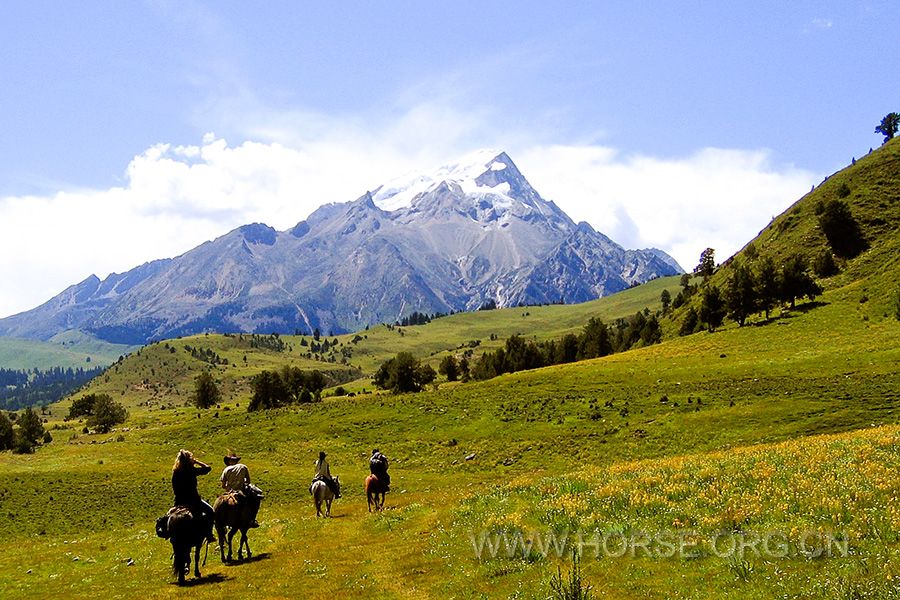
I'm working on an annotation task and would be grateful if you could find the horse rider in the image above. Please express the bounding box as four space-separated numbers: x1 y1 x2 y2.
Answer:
369 448 390 492
313 451 340 497
172 449 215 542
220 451 260 528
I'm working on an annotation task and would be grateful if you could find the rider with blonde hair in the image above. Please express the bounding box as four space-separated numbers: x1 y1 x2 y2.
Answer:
172 449 215 542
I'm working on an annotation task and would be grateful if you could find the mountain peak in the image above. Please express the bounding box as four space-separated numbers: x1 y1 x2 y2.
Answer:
371 149 517 212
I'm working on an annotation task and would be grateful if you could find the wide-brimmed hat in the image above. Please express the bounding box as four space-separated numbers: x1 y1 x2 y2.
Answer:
319 451 327 459
224 452 241 465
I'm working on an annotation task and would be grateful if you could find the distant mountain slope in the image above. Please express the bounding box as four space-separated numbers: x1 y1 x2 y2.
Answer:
0 331 135 370
0 150 682 344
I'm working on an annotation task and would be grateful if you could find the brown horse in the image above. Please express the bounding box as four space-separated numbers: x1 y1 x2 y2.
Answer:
166 506 207 585
365 474 387 512
213 490 259 562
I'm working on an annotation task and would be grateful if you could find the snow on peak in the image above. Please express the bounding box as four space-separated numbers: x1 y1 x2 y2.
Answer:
372 149 511 211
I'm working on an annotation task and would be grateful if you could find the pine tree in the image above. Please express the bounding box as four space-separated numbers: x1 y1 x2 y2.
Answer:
780 254 822 309
438 355 459 381
699 286 726 332
0 411 14 450
192 371 220 409
726 262 757 326
754 255 780 320
17 406 44 445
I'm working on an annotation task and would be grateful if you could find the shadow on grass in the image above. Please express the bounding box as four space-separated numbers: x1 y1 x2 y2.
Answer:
173 572 228 587
223 551 271 566
751 301 828 326
780 300 828 319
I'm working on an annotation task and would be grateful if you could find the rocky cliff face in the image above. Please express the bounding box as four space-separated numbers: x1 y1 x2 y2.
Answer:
0 150 682 343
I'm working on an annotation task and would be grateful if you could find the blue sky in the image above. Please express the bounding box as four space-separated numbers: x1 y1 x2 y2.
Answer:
1 2 897 318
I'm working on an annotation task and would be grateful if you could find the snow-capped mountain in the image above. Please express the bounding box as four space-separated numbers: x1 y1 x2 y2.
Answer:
0 151 682 343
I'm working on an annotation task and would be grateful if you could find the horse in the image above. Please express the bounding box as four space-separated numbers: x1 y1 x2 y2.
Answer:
365 474 387 512
310 476 341 517
213 489 261 563
165 506 208 585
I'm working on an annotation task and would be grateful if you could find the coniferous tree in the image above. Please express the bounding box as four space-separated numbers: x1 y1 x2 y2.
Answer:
458 356 471 382
780 254 822 308
754 255 780 320
87 395 127 433
813 249 839 278
875 112 899 143
0 411 14 450
817 199 867 258
679 307 700 336
699 285 726 332
17 406 44 445
660 289 672 314
438 355 459 381
726 262 757 326
694 248 716 281
374 352 436 393
578 318 612 360
192 371 220 409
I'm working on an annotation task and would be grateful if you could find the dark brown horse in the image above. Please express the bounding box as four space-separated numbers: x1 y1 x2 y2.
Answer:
213 491 259 562
365 474 387 512
166 506 207 585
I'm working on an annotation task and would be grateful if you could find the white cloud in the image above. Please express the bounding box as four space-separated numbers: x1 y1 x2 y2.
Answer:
516 145 817 270
811 17 833 29
0 111 818 319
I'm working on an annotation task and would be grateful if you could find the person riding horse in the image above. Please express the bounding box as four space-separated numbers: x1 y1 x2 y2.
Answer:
171 449 215 542
369 448 390 492
220 452 261 528
312 451 340 497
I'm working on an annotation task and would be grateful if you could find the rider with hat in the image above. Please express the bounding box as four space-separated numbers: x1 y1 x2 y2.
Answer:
220 451 260 528
369 448 390 492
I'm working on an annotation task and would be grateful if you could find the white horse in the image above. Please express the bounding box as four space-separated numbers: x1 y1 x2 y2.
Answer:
310 476 341 517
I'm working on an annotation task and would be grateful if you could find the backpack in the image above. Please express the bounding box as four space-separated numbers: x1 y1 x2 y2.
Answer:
155 515 170 539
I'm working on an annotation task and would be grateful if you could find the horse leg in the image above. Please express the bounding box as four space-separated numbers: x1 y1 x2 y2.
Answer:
193 542 201 578
216 520 226 563
241 528 251 559
227 527 237 562
173 542 186 585
326 497 332 517
315 497 322 518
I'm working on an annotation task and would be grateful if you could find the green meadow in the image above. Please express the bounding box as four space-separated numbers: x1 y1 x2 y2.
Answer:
1 139 898 598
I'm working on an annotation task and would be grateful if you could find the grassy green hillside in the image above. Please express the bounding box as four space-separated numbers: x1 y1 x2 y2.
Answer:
59 275 679 414
682 136 900 319
0 141 898 599
0 332 135 370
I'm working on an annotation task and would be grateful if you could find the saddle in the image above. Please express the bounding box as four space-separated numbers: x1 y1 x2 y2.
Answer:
156 506 191 538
